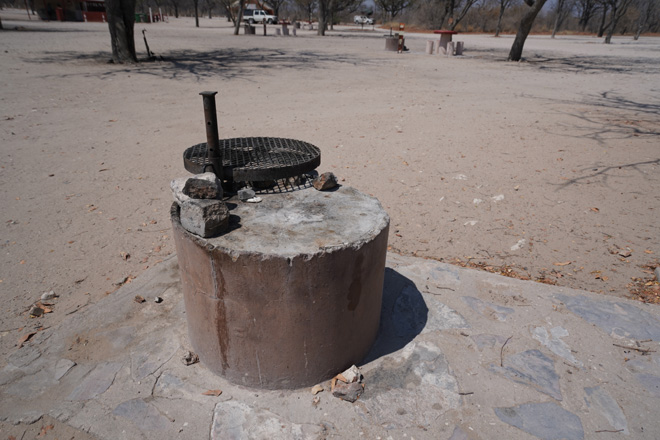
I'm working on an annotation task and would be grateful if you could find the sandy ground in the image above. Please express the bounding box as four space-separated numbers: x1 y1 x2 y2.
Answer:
1 9 658 374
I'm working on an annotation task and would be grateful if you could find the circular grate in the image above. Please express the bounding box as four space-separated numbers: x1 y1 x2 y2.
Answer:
183 137 321 182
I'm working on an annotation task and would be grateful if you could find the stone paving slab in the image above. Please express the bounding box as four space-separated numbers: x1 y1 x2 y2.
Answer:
1 253 660 439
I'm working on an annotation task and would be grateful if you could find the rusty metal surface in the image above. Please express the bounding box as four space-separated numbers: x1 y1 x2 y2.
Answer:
170 201 389 389
183 137 321 183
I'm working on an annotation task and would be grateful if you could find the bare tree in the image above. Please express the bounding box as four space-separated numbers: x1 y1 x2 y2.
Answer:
205 0 214 18
576 0 597 30
234 0 246 34
424 0 480 30
602 0 634 43
193 0 200 26
495 0 515 36
293 0 317 21
471 0 494 32
508 0 549 61
317 0 361 35
317 0 330 34
375 0 415 20
170 0 180 17
217 0 239 30
633 0 657 39
598 1 610 38
268 0 288 17
106 0 138 63
441 0 481 29
329 0 362 29
551 0 573 37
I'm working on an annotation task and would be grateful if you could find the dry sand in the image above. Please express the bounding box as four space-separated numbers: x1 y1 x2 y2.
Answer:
1 9 659 361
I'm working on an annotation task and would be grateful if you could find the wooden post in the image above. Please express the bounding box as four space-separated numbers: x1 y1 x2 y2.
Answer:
426 40 434 55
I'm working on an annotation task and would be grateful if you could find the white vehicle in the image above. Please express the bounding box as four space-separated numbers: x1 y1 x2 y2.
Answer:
243 9 278 24
354 15 374 25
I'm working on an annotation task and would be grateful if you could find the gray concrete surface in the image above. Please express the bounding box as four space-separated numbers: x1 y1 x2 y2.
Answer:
1 252 659 439
202 187 390 257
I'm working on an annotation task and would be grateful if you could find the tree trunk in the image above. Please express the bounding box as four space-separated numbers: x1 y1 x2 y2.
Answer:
170 0 178 18
633 0 653 40
578 0 593 31
317 0 330 36
578 14 588 31
634 19 643 40
597 4 608 37
105 0 138 63
450 0 477 30
193 0 199 27
551 0 564 38
508 0 549 61
447 0 456 26
206 0 213 19
495 4 506 37
233 0 245 35
604 19 614 42
604 0 632 43
317 10 325 35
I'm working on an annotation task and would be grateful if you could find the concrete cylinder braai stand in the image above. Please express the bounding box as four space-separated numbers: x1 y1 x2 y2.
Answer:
171 92 389 389
171 187 389 389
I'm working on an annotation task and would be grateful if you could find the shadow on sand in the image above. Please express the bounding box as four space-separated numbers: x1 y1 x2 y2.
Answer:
26 47 368 81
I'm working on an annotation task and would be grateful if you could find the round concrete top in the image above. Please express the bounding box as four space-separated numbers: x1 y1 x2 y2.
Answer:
206 186 389 257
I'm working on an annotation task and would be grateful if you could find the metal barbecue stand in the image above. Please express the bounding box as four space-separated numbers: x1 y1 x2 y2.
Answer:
183 92 321 192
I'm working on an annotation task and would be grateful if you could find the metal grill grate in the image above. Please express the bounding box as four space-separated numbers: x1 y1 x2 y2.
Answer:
183 137 321 182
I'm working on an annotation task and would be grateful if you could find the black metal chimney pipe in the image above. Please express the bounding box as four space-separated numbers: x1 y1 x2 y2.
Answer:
200 91 222 179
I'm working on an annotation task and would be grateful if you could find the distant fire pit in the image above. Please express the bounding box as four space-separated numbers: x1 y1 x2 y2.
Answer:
170 92 389 389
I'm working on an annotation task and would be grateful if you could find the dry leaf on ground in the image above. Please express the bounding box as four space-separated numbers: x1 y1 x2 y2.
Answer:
202 389 222 397
35 301 52 314
38 424 54 437
18 331 37 348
